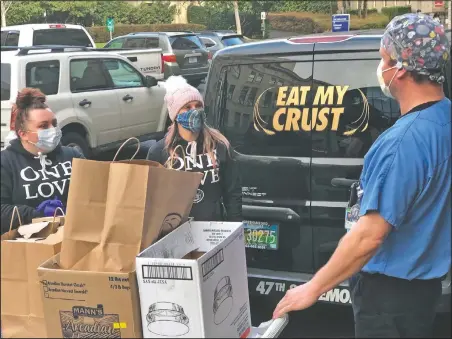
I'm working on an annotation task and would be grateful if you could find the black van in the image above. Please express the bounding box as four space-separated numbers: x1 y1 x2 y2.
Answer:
203 30 451 317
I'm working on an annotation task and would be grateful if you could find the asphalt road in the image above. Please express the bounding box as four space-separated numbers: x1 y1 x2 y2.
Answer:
93 81 450 338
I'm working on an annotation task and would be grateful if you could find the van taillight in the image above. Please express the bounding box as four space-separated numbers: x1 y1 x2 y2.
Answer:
49 24 66 29
289 35 354 44
208 51 212 60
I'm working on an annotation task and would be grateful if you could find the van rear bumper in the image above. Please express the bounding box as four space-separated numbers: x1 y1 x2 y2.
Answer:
247 268 451 313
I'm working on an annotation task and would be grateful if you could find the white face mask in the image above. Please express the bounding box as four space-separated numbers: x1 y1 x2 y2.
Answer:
28 126 62 153
377 59 400 99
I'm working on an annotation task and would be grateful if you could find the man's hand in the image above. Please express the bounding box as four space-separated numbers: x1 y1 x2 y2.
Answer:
272 212 391 319
273 281 320 319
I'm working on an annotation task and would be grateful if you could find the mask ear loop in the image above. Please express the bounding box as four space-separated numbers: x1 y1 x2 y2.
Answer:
387 61 403 89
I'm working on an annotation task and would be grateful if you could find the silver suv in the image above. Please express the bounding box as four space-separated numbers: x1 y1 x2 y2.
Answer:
105 32 211 87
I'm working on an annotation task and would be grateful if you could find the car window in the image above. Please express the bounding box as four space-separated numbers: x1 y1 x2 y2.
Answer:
4 32 19 46
1 31 8 46
1 63 11 101
222 36 245 46
70 59 110 92
103 59 143 88
311 59 398 158
33 29 92 47
123 38 146 49
200 37 216 48
145 37 160 48
170 35 203 50
105 37 126 49
26 60 60 95
217 62 314 157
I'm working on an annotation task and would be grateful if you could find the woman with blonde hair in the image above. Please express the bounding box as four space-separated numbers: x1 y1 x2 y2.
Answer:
147 76 242 221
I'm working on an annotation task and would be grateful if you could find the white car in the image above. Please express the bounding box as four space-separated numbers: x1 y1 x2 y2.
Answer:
1 46 168 156
1 23 95 48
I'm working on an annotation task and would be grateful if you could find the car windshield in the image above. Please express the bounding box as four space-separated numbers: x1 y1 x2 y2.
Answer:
170 35 203 50
1 63 11 101
33 28 93 47
222 36 245 46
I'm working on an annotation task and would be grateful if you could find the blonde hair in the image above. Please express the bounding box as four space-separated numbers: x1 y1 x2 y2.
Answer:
164 122 230 169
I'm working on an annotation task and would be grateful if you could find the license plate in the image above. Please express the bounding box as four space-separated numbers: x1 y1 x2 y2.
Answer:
188 57 197 64
243 221 279 250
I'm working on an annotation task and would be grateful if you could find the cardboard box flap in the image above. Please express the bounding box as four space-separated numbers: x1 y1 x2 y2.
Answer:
138 221 198 260
17 222 51 239
194 222 244 253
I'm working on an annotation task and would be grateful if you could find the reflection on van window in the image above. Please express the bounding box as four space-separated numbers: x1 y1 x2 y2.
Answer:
312 59 399 158
220 62 313 157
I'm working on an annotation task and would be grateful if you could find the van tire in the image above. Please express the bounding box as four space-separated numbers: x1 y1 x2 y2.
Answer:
61 132 91 158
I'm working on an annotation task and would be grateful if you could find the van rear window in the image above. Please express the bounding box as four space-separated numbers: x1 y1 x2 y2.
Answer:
33 29 92 47
1 63 11 101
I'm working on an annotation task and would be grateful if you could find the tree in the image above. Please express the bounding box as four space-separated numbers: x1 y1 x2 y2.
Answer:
233 0 242 34
1 1 14 27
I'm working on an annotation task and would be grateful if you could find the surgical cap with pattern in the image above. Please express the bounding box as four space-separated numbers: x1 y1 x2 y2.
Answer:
381 13 450 84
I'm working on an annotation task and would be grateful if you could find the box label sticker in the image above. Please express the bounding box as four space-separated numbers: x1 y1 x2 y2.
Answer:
59 304 122 338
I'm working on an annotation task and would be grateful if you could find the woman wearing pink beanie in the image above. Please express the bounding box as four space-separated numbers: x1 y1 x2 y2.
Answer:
147 76 242 222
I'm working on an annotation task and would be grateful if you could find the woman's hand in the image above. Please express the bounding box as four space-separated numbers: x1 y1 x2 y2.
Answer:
272 281 321 319
36 196 64 217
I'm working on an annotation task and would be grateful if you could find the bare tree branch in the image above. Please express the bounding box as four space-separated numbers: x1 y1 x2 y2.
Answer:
1 0 13 14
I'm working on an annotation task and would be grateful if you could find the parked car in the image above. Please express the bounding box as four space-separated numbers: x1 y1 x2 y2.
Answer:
196 30 246 55
1 23 95 48
104 32 211 86
203 30 452 320
1 46 167 155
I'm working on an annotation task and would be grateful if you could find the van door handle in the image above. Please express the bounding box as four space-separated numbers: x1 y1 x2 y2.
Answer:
79 99 91 107
242 205 300 222
331 178 358 188
122 94 133 101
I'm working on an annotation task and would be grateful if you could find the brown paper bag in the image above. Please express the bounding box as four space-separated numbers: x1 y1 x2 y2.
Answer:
1 207 64 338
60 139 202 272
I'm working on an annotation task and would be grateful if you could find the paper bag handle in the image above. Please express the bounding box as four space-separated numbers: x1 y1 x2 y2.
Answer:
50 207 65 233
9 206 23 232
113 137 141 162
165 144 187 171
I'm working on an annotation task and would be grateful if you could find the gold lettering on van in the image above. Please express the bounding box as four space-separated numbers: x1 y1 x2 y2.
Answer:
253 85 369 136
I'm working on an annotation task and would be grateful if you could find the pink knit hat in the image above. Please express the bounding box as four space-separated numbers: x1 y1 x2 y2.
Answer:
164 76 204 121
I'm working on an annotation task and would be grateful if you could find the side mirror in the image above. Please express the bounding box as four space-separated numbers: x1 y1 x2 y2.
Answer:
145 75 158 88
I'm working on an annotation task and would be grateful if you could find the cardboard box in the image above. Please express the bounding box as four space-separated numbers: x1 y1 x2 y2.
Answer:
136 221 251 338
37 254 142 338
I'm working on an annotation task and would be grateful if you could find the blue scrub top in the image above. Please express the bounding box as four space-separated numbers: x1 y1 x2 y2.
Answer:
358 98 451 280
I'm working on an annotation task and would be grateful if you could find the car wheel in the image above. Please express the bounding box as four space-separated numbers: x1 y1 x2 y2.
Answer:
61 132 91 158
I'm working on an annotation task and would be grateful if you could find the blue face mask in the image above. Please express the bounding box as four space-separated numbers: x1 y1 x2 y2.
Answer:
176 109 204 133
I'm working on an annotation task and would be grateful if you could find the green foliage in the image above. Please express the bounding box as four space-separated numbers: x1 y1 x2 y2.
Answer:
87 24 206 42
268 14 323 34
381 6 412 20
348 8 378 16
272 0 338 14
5 1 176 27
187 4 263 38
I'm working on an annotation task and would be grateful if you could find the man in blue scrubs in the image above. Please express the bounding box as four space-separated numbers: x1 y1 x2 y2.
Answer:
273 13 451 337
